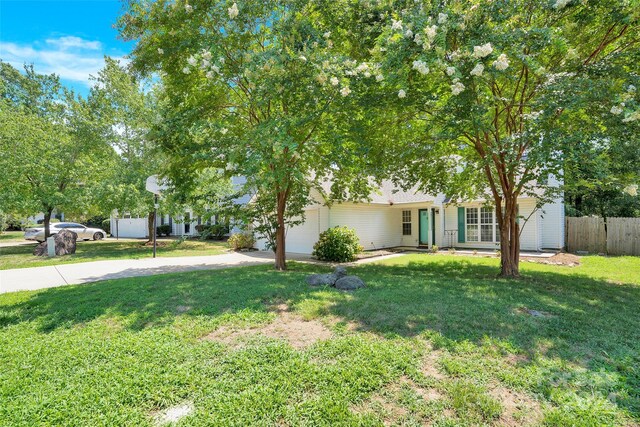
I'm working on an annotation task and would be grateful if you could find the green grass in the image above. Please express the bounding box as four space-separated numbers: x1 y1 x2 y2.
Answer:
1 255 639 426
0 230 25 242
0 238 230 270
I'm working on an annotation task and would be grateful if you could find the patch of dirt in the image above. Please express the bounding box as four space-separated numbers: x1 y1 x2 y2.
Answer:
522 252 580 266
489 385 542 426
142 241 169 247
203 304 333 350
421 351 446 380
175 305 192 313
151 402 194 426
350 376 443 426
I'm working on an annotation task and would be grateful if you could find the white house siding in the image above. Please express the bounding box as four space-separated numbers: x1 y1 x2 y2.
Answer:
327 203 403 250
400 208 420 247
443 198 540 251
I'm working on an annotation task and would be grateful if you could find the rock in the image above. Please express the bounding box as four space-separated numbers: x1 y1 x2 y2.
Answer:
306 273 337 287
334 275 365 290
333 266 348 279
576 250 589 255
33 230 78 257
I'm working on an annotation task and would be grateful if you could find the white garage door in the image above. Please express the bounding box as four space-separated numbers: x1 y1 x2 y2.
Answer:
285 209 321 254
113 218 148 238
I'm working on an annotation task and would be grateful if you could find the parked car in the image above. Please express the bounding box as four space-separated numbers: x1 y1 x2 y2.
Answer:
24 222 108 243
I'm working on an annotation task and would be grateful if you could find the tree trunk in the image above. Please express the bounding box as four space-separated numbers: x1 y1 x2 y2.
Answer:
498 197 520 278
147 211 155 243
274 191 287 271
43 208 53 239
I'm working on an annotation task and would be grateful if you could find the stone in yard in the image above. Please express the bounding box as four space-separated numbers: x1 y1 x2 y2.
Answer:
306 273 338 287
335 275 365 290
33 230 78 257
333 266 348 279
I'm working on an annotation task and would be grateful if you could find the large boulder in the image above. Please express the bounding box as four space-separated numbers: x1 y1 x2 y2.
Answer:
306 266 350 287
33 230 78 257
306 273 337 287
335 275 366 290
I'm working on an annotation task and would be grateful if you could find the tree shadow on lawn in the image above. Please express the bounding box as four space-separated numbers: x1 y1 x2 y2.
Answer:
1 259 639 417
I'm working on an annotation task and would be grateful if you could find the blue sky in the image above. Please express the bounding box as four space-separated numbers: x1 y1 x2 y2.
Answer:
0 0 134 97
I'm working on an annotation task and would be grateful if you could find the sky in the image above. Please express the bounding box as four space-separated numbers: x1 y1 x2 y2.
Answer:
0 0 134 97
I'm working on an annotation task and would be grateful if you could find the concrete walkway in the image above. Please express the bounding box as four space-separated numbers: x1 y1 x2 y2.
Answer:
0 251 315 294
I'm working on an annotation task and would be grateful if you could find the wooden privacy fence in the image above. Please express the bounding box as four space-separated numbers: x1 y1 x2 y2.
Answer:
566 217 640 256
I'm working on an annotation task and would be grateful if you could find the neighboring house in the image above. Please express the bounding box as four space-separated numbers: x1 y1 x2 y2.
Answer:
254 178 565 254
109 177 251 238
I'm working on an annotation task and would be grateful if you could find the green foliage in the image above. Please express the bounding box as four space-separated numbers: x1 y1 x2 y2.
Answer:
227 231 256 251
195 223 229 241
313 226 363 262
156 224 171 237
0 61 116 237
118 0 378 268
101 219 111 234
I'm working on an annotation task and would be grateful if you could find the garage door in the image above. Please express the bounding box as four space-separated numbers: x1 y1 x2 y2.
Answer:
285 209 320 254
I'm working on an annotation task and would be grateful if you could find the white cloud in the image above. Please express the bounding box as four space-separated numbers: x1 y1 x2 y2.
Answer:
45 36 102 51
0 36 124 87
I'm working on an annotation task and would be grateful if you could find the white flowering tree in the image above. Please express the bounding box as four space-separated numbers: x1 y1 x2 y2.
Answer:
119 0 379 270
360 0 639 276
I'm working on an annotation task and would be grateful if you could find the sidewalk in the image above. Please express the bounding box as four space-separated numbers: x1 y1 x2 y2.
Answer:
0 251 312 294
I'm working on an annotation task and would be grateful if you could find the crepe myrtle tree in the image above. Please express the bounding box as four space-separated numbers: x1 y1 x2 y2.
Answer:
119 0 379 270
362 0 639 277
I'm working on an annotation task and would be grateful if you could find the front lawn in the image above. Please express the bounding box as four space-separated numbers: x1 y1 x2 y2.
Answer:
0 238 229 270
0 230 26 242
1 255 638 426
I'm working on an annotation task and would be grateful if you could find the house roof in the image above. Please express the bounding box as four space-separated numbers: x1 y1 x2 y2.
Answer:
317 179 438 205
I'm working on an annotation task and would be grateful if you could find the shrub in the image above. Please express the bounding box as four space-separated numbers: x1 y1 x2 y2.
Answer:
313 226 363 262
431 245 439 253
196 223 229 240
228 231 255 250
101 219 111 234
157 224 172 236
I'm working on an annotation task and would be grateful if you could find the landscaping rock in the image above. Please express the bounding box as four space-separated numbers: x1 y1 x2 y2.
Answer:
306 266 350 287
306 273 337 287
33 230 78 257
334 266 348 279
335 275 365 290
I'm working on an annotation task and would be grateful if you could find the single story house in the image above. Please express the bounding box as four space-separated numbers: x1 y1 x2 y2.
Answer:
254 179 565 254
112 176 564 253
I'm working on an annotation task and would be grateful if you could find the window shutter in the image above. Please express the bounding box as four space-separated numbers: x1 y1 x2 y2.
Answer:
457 207 465 243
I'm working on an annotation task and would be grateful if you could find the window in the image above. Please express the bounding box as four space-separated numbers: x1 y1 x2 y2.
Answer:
466 208 479 242
402 210 412 236
467 207 501 243
480 207 494 242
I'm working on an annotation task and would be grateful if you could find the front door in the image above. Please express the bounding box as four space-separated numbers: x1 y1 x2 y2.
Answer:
419 209 429 246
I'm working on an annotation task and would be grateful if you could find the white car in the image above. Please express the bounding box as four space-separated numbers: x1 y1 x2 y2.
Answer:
24 222 108 243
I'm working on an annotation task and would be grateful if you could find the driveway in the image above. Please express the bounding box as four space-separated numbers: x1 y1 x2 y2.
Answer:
0 251 314 294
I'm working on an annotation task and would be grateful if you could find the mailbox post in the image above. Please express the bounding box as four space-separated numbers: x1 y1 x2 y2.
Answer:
146 175 168 259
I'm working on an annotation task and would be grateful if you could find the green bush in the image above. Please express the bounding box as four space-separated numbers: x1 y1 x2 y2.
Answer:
313 226 363 262
101 219 111 234
196 223 229 240
228 231 255 250
157 224 172 236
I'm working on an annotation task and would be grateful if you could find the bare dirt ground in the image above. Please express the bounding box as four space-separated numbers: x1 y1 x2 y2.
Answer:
522 252 580 266
204 303 333 349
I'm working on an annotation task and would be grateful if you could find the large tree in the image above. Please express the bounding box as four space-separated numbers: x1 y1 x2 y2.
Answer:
360 0 639 276
91 57 162 240
119 0 375 269
0 62 114 238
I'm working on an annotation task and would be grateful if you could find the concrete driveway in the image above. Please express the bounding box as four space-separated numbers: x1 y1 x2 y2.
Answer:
0 251 313 294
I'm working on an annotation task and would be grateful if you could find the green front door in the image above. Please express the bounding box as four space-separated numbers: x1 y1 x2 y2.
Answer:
419 209 429 246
